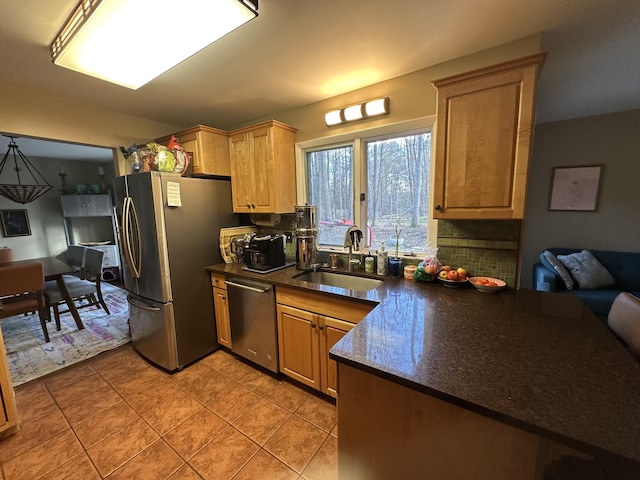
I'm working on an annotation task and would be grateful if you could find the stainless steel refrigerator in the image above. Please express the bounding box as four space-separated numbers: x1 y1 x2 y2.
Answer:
114 171 237 371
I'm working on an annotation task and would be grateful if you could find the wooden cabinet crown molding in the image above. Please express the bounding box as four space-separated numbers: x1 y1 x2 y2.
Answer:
431 53 547 89
431 53 546 220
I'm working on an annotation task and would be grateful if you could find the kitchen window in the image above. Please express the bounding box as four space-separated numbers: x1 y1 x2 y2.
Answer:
296 117 435 255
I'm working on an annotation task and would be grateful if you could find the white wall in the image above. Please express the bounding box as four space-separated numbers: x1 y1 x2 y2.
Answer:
0 156 116 261
520 108 640 288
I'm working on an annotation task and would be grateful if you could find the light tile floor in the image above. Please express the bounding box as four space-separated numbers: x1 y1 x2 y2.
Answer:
0 345 338 480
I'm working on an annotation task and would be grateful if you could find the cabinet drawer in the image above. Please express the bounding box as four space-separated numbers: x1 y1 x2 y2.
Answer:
211 273 226 290
276 286 375 323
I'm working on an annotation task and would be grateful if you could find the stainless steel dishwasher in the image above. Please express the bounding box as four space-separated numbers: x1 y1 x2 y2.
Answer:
225 277 278 373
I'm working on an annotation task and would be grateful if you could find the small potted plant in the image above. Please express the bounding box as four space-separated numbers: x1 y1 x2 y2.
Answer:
389 219 403 277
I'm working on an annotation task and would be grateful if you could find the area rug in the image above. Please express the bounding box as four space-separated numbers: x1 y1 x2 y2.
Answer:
1 283 131 386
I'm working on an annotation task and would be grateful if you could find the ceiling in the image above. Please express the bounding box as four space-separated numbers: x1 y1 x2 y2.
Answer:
1 0 640 160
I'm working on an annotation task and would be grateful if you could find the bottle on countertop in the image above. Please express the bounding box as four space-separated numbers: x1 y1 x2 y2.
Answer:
377 242 388 275
365 251 375 273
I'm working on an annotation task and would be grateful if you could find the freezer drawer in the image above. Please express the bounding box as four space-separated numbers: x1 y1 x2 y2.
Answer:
127 293 179 371
226 278 278 373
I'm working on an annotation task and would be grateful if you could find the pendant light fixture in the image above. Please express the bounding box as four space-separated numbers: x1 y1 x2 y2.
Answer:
50 0 259 89
0 137 53 204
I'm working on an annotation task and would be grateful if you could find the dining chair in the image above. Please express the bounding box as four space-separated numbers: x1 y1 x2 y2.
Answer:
60 245 87 287
0 262 50 342
607 292 640 361
66 245 86 275
44 248 110 329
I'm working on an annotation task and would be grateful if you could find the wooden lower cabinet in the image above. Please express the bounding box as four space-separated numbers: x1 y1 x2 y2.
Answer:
321 316 355 397
213 287 231 348
211 273 231 349
0 327 18 437
276 286 374 398
337 363 585 480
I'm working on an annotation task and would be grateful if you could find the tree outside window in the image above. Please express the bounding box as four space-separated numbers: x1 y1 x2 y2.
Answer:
305 130 431 254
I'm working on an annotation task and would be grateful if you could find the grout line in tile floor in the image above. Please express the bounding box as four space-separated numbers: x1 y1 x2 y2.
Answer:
0 345 338 480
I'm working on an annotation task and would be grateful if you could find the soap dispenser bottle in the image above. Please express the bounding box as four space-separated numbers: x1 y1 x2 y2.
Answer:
365 251 375 273
377 242 388 275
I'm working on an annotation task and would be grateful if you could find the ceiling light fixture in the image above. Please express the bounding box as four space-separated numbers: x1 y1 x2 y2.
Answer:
0 137 53 204
343 104 364 122
50 0 259 90
324 110 343 127
324 97 390 127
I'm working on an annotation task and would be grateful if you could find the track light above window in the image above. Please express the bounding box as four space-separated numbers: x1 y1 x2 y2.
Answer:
50 0 259 90
324 97 390 127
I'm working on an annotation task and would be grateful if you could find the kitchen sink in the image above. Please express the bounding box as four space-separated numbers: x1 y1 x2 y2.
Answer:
293 270 383 292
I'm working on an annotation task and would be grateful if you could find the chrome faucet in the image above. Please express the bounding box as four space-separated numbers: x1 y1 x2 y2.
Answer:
344 225 363 271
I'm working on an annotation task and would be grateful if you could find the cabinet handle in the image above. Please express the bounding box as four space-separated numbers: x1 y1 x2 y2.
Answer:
251 203 256 209
319 325 325 330
246 203 251 208
434 204 442 210
311 322 317 328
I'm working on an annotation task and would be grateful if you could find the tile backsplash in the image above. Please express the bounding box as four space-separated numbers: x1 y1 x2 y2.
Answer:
252 215 521 286
436 220 521 287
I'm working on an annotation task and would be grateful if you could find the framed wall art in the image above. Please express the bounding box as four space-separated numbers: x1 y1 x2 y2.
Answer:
548 165 603 211
0 209 31 237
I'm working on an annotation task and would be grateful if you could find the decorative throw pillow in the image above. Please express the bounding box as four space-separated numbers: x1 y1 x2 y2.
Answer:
557 250 615 290
540 250 574 290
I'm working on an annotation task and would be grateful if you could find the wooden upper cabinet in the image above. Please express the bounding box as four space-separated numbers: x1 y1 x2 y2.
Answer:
431 53 546 219
156 125 230 177
228 120 297 214
61 194 112 217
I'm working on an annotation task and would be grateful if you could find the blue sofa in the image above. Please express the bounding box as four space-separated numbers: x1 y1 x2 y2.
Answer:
533 248 640 322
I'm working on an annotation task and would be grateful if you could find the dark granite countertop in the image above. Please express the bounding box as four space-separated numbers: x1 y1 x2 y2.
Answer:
206 262 640 465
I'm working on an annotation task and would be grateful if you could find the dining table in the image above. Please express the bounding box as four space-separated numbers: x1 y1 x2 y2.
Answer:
0 256 85 331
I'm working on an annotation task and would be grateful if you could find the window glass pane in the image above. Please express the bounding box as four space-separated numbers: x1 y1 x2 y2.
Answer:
306 146 354 246
366 132 431 254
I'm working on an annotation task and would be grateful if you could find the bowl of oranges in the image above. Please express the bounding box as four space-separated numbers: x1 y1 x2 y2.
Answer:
469 276 506 293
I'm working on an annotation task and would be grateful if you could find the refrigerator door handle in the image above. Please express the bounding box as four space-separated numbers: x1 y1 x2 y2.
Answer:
122 196 142 278
127 294 161 312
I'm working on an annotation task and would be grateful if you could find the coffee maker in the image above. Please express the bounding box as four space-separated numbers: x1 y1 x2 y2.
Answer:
243 234 286 271
294 205 319 270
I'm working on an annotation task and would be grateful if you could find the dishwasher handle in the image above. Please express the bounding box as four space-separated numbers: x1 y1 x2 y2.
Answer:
225 280 272 294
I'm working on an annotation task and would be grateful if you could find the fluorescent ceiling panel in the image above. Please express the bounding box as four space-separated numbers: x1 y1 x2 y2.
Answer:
51 0 257 89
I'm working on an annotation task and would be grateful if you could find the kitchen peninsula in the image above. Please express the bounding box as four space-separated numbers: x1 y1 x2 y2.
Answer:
206 263 640 479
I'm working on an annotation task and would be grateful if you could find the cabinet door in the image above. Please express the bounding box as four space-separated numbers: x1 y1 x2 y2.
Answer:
276 304 320 389
61 194 111 216
229 132 253 212
0 327 18 435
247 126 275 213
320 316 355 398
432 54 545 219
156 126 230 177
213 287 232 348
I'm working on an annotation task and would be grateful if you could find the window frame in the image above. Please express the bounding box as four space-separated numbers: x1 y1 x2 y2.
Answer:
295 116 437 256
